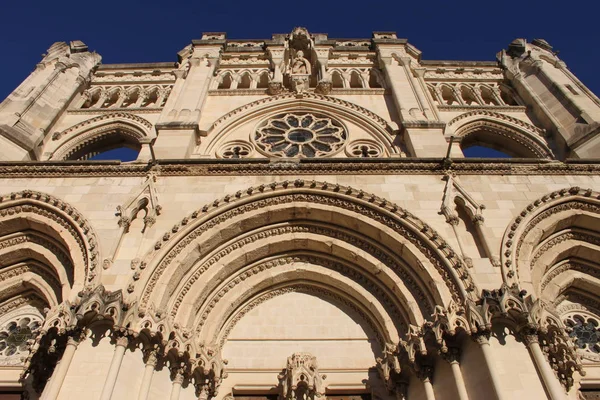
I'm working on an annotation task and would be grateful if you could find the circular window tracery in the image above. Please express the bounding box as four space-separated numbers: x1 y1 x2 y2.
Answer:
254 113 347 158
345 139 384 158
0 315 41 363
565 314 600 355
217 141 254 159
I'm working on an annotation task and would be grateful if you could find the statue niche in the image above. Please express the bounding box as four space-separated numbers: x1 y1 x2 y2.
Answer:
289 50 312 94
278 353 326 400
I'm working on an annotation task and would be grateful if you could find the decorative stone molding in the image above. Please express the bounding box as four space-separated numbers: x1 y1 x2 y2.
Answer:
207 92 394 135
130 180 475 314
451 119 553 159
216 140 254 159
345 139 386 158
0 190 100 284
278 353 326 400
254 113 347 158
0 160 599 177
52 111 153 141
500 186 600 286
376 343 401 392
447 109 545 136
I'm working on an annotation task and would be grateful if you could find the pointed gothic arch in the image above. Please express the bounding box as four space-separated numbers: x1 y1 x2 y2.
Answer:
47 112 153 161
127 180 476 351
501 187 600 301
0 190 101 306
446 110 553 159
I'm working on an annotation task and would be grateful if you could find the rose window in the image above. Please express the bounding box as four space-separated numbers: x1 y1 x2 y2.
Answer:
254 113 347 158
0 316 40 358
565 314 600 353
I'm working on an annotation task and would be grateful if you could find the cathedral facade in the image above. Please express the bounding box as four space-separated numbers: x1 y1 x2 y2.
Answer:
0 28 599 400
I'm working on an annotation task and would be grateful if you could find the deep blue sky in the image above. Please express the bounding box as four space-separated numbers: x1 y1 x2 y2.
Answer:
1 0 598 101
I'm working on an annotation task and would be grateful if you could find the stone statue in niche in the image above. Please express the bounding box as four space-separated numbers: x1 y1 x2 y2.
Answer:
291 50 311 75
290 51 311 94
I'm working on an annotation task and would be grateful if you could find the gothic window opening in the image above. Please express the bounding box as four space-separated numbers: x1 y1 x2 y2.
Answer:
257 72 269 89
238 73 252 89
565 314 600 354
65 131 141 161
480 86 500 105
349 71 363 88
441 86 458 105
254 113 347 158
460 85 478 105
462 145 513 158
219 74 233 89
332 72 344 88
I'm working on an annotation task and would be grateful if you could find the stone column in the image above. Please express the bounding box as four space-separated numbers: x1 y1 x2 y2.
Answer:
417 367 436 400
41 333 83 400
137 347 159 400
99 334 129 400
442 348 469 400
169 365 186 400
473 333 506 400
522 333 568 400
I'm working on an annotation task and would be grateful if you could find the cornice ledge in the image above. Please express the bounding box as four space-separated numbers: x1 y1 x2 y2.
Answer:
0 159 597 177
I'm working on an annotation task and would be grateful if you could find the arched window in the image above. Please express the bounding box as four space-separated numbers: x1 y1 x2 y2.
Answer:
238 73 252 89
257 72 269 89
89 147 140 161
64 130 142 161
460 85 479 105
331 71 344 88
441 86 459 105
462 145 513 158
349 71 363 88
456 120 552 159
218 74 233 89
480 86 500 106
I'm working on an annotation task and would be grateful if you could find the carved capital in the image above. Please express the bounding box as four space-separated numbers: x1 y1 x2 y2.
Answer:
441 346 461 364
472 331 491 346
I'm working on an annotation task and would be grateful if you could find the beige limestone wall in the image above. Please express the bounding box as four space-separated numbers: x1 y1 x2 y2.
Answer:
489 325 548 399
57 325 115 400
0 173 598 295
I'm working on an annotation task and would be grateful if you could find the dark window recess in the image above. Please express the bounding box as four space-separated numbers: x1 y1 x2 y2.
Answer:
0 391 23 400
580 390 600 400
234 395 278 400
565 84 579 95
328 394 371 400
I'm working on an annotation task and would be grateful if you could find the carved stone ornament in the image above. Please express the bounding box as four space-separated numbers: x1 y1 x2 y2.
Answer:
278 352 326 400
254 113 347 158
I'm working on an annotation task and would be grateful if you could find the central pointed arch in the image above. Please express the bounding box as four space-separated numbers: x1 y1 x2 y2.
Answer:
129 180 475 348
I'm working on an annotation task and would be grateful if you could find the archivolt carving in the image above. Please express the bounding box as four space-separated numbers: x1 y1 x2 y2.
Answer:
169 226 432 324
131 180 475 321
452 118 553 159
447 110 545 136
0 190 101 285
48 112 153 161
501 187 600 288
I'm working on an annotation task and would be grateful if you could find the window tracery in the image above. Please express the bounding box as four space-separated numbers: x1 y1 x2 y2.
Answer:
565 313 600 356
217 141 254 159
79 85 172 109
254 113 347 158
427 82 517 107
0 308 43 366
345 140 384 158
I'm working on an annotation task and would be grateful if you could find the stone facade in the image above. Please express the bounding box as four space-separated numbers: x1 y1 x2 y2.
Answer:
0 28 599 400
